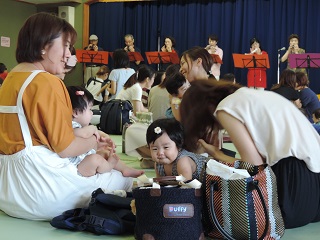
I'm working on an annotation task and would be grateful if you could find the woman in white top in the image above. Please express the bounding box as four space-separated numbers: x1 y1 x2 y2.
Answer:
180 80 320 229
108 49 135 99
116 65 155 115
85 65 110 104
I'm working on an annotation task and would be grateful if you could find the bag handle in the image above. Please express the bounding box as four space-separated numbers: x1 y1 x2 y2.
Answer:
153 176 179 182
153 176 182 186
209 180 269 240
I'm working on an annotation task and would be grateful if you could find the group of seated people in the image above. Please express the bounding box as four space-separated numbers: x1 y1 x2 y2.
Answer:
270 69 320 133
0 63 8 87
85 46 320 162
83 45 320 231
0 13 320 234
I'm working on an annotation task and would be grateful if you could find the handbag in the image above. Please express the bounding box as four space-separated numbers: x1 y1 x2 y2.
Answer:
99 99 133 135
202 160 285 240
132 176 204 240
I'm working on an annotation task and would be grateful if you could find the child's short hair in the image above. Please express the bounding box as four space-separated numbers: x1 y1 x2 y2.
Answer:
0 63 7 73
313 108 320 119
222 73 235 83
165 72 187 96
146 118 184 148
67 86 94 113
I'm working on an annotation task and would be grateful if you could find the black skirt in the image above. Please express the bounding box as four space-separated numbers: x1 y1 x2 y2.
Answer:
271 156 320 228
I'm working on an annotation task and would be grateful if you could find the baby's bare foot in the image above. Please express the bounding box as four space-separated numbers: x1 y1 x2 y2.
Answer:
122 168 145 178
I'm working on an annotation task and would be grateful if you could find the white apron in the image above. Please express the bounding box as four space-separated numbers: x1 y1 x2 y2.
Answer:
0 71 133 220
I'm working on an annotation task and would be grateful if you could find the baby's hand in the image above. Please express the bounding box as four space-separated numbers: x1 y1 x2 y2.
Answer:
97 130 116 151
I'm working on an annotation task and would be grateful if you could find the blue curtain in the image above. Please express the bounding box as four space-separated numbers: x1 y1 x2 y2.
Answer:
90 0 320 92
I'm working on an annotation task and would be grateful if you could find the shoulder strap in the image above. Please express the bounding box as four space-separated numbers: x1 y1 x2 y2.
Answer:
0 70 44 148
87 77 104 87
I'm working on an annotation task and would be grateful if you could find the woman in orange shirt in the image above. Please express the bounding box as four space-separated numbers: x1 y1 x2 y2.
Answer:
0 13 132 221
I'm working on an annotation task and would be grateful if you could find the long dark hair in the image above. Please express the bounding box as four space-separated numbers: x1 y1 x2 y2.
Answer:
123 65 155 89
295 71 309 87
271 69 296 90
180 80 241 151
113 49 130 69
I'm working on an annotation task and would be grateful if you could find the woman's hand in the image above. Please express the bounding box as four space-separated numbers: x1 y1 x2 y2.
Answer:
97 130 116 152
198 139 236 163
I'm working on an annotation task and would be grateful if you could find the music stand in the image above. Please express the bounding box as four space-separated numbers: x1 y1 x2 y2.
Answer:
289 53 320 76
76 50 109 78
76 50 109 65
233 53 270 88
211 54 223 64
127 52 144 63
145 52 180 65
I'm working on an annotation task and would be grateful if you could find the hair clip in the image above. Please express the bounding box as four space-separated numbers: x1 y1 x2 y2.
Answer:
76 91 84 96
154 127 162 134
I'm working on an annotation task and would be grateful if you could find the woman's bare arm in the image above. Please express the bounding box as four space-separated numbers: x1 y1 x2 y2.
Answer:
216 110 264 165
58 135 97 158
132 100 148 115
109 81 116 95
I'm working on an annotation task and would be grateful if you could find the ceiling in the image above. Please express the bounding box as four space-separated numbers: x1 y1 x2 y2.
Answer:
16 0 81 5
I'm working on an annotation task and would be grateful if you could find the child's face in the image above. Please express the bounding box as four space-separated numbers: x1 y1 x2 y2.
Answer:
74 102 93 127
149 132 179 165
312 113 319 123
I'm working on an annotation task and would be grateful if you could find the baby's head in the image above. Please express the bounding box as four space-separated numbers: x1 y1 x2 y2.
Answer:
165 72 190 98
67 86 94 115
312 108 320 124
146 118 184 148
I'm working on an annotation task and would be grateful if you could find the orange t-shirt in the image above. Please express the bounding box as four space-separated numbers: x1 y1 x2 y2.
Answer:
0 72 74 155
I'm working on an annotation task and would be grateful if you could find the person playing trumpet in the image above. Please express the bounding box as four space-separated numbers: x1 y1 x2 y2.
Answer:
83 34 104 83
281 34 306 75
246 37 268 90
124 34 141 70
